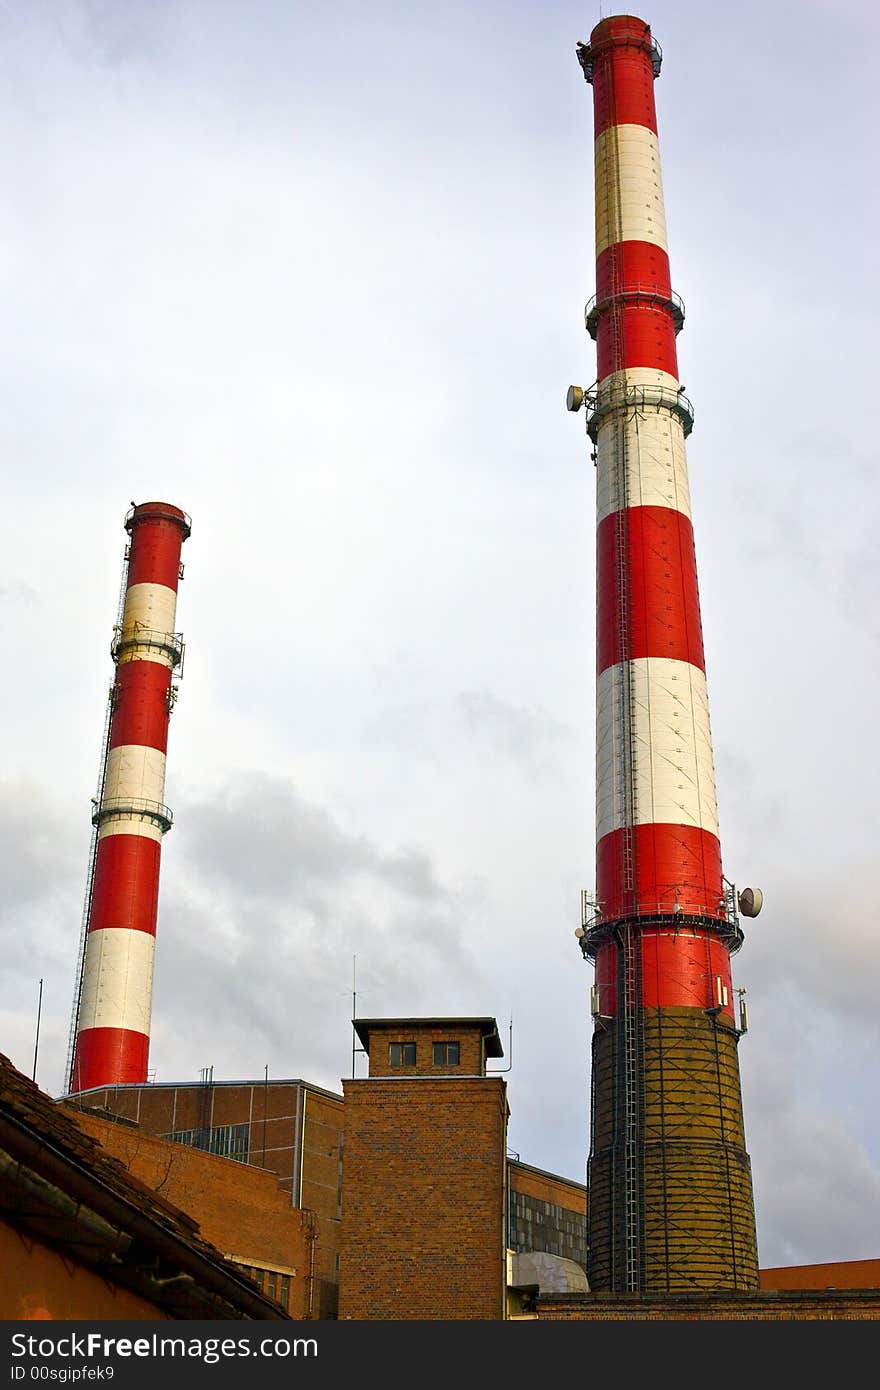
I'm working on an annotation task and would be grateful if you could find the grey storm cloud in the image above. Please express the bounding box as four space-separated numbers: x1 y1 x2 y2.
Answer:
50 0 175 70
458 689 572 781
177 772 447 906
761 892 880 1040
0 781 91 1094
744 997 880 1267
148 772 489 1089
0 780 81 934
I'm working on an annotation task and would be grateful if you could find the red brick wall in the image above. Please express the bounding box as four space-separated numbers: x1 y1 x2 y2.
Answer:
508 1161 586 1213
537 1291 880 1319
365 1025 486 1078
72 1111 311 1317
339 1077 507 1320
76 1081 345 1319
298 1090 344 1317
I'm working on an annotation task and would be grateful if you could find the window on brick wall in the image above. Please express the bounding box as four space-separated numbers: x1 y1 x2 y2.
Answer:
432 1041 460 1066
161 1121 250 1163
389 1041 416 1066
229 1260 294 1309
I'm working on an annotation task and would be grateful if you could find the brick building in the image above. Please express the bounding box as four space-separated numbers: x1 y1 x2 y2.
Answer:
66 1021 876 1321
535 1290 880 1319
74 1028 589 1318
71 1108 314 1317
338 1018 509 1320
507 1160 588 1270
73 1076 345 1317
0 1055 287 1321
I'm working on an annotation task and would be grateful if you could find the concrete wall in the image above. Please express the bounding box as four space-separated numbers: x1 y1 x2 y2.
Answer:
760 1259 880 1291
0 1220 170 1321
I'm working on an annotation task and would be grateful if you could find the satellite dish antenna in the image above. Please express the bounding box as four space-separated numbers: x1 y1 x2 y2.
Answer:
737 886 763 918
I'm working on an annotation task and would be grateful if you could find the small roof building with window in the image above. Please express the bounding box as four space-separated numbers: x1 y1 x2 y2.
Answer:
351 1017 504 1076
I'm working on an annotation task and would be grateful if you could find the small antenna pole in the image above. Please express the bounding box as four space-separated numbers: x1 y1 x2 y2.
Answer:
32 978 43 1083
487 1014 514 1074
351 954 357 1079
262 1063 269 1166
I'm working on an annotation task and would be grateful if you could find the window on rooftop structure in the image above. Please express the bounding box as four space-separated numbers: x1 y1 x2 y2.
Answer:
389 1041 416 1067
161 1121 249 1163
433 1041 460 1066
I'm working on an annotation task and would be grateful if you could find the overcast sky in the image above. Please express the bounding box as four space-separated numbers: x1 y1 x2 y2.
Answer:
1 0 878 1273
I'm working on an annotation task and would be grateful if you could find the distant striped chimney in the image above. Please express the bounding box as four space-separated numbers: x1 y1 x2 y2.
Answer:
69 502 190 1092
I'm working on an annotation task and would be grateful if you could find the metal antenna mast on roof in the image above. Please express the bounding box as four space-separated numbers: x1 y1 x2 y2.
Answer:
32 978 43 1083
351 955 357 1078
351 954 367 1078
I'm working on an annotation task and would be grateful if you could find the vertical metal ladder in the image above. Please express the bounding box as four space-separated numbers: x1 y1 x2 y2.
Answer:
602 82 644 1292
619 922 643 1290
63 547 130 1094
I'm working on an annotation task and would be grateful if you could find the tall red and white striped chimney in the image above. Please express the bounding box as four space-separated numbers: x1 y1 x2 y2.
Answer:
69 502 190 1093
568 17 761 1290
